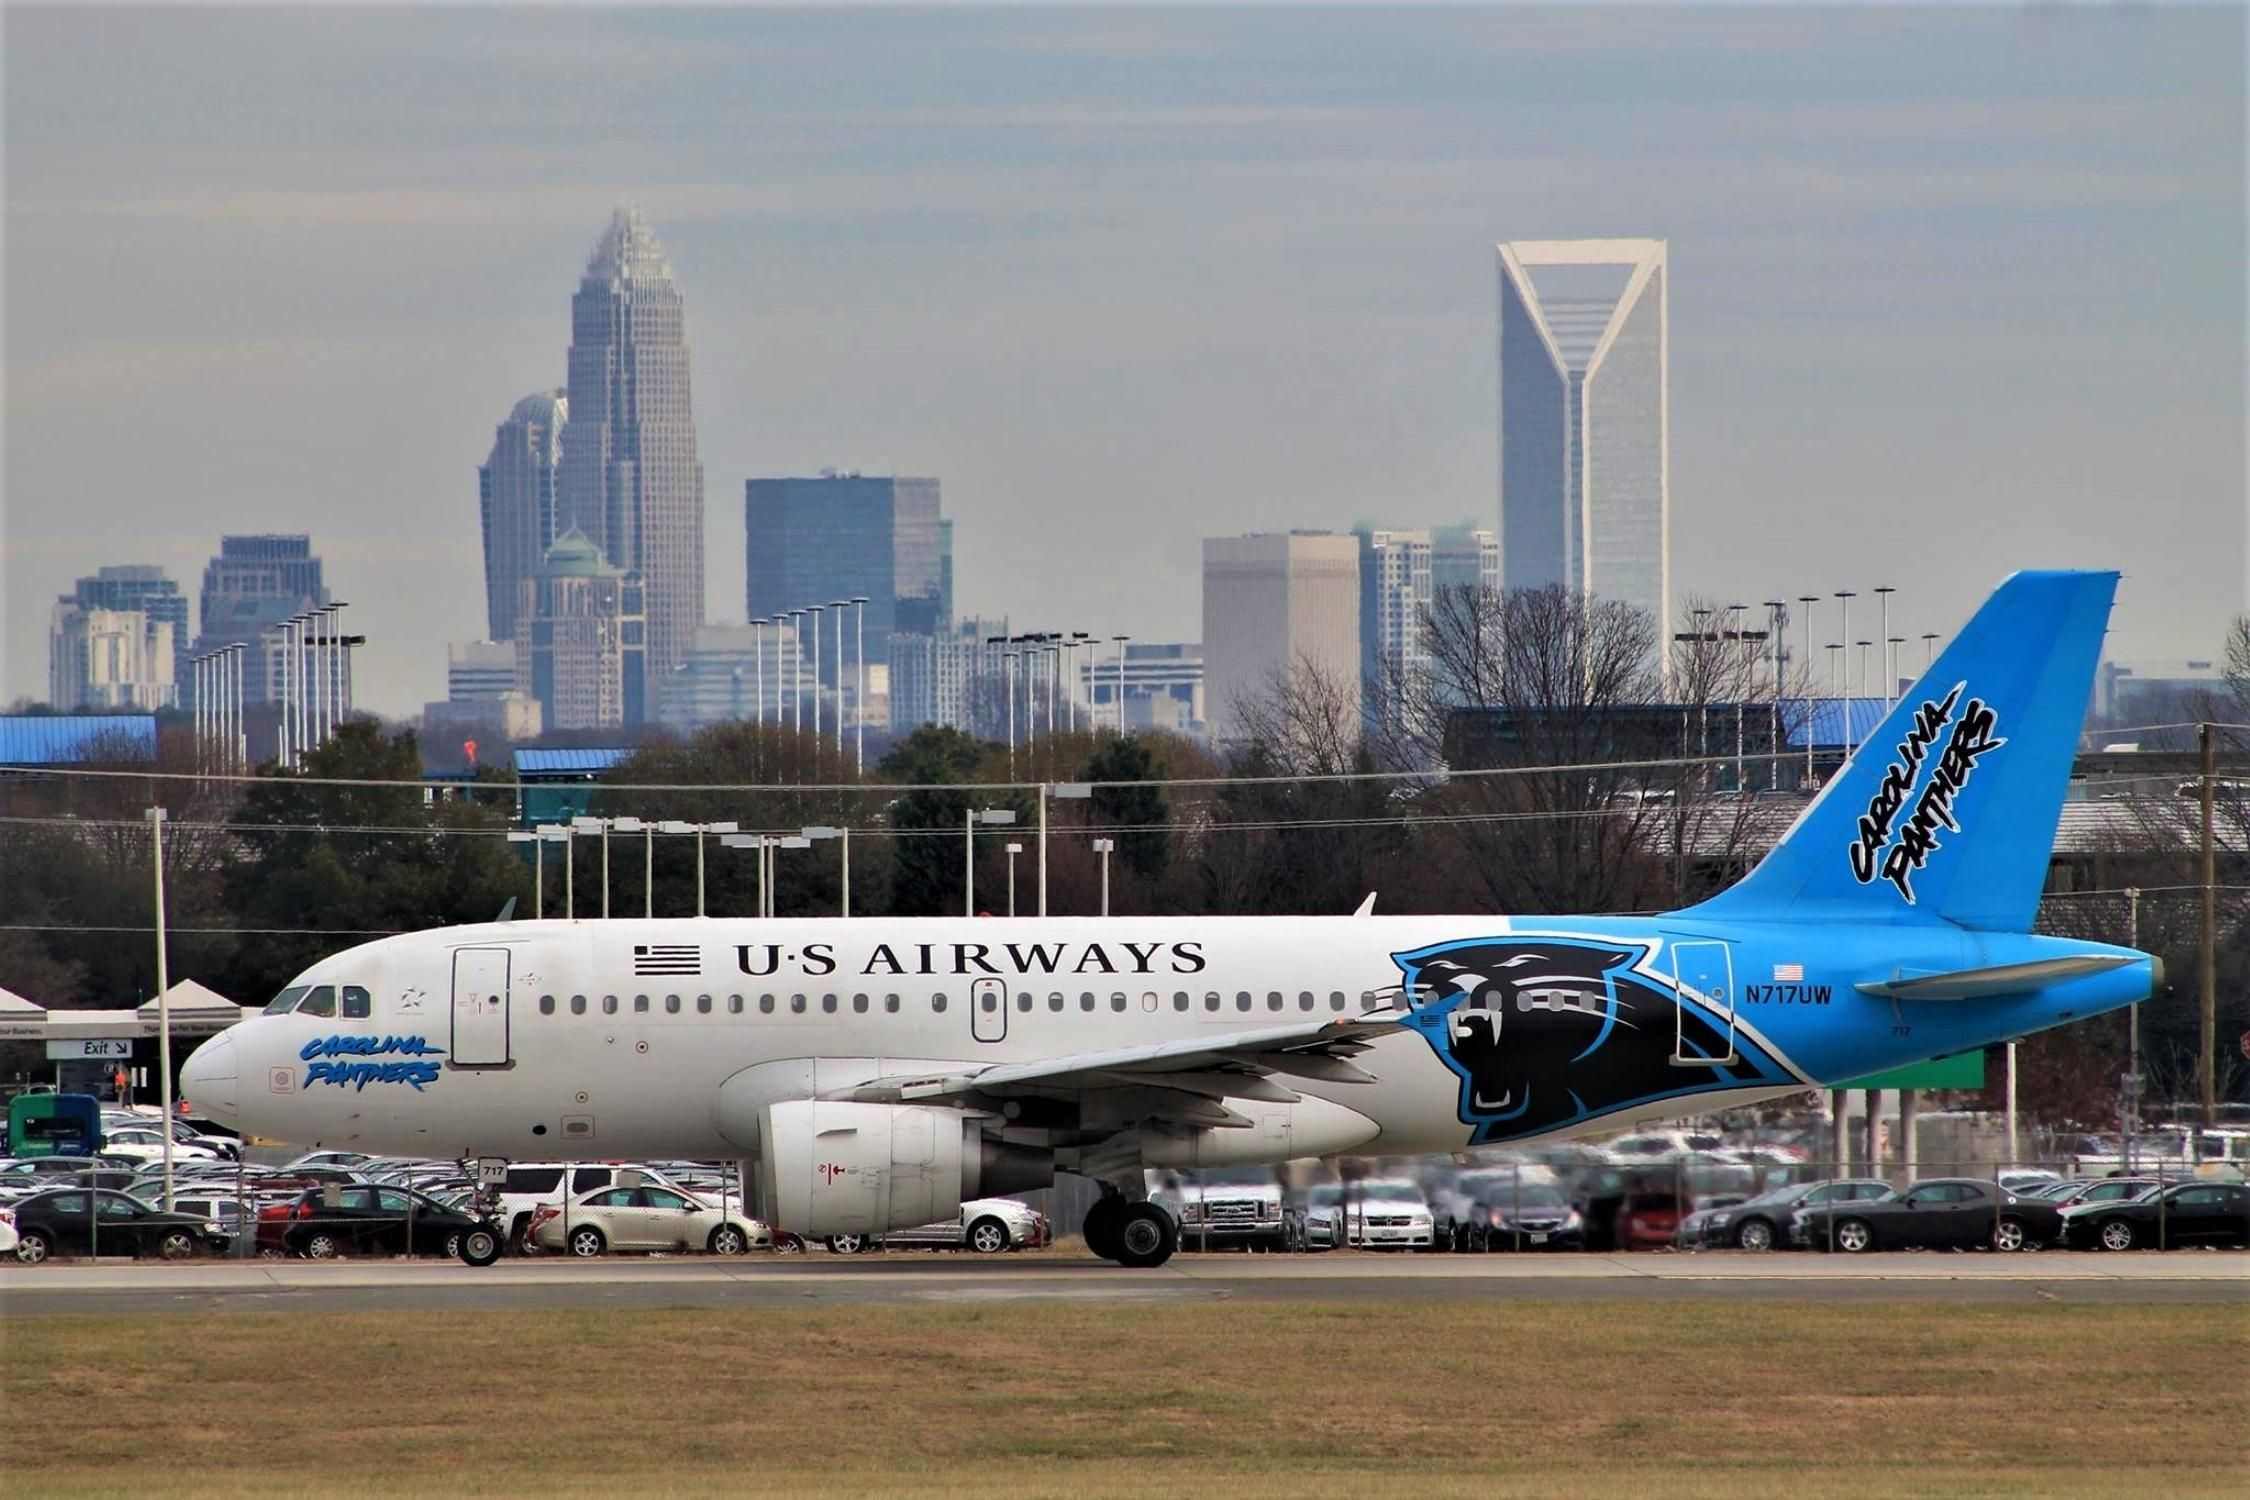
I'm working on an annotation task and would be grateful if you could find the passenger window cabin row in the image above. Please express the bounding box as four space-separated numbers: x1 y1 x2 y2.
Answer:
529 989 1383 1018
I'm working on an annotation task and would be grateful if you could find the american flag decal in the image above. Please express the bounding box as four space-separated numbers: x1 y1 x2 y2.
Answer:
633 944 701 977
1772 963 1804 982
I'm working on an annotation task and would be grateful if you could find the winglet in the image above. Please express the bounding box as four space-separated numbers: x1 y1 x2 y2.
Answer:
494 897 517 924
1353 892 1377 917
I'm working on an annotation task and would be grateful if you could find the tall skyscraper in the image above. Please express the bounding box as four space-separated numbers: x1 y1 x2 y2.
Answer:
558 209 704 703
889 614 1005 735
193 534 330 706
515 530 645 732
50 604 175 710
745 473 948 729
58 565 189 704
1355 528 1432 727
1496 238 1669 632
1201 532 1361 740
1430 524 1500 601
480 390 567 645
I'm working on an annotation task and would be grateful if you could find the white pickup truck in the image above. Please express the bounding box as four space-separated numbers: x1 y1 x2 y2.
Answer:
1147 1167 1287 1251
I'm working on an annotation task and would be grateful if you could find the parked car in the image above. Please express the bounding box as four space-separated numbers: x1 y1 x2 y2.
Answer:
861 1197 1050 1254
1427 1165 1561 1250
97 1127 223 1165
282 1150 378 1174
1681 1178 1893 1251
9 1189 230 1263
0 1205 16 1256
1479 1181 1584 1251
2057 1181 2250 1251
2001 1178 2171 1246
1603 1130 1727 1163
1302 1179 1435 1250
1799 1177 2034 1252
527 1183 771 1257
273 1184 491 1260
129 1190 250 1238
1616 1183 1686 1250
1150 1167 1285 1251
492 1162 697 1251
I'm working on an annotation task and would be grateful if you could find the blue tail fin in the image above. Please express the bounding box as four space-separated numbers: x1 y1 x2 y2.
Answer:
1689 569 2116 932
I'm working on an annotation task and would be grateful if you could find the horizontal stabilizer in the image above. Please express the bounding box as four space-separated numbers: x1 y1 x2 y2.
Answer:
1854 954 2136 1002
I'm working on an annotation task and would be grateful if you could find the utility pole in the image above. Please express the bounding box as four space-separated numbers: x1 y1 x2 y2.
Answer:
147 807 175 1211
2125 885 2141 1171
2200 721 2217 1136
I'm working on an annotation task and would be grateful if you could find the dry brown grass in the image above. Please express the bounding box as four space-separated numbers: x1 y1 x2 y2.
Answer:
5 1300 2245 1498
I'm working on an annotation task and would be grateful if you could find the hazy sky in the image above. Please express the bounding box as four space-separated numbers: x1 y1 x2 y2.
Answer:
5 5 2243 715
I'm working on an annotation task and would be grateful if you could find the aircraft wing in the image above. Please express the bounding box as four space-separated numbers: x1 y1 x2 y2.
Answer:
831 1010 1408 1111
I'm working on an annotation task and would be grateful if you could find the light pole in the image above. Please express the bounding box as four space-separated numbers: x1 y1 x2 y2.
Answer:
1004 652 1019 779
1796 597 1818 786
808 605 822 747
572 816 614 919
830 601 849 763
1887 637 1904 707
1005 842 1023 917
508 830 540 918
1092 837 1115 916
851 596 868 775
1873 586 1895 710
145 807 174 1210
1764 601 1788 791
1922 632 1938 673
802 826 847 916
1112 634 1130 733
1833 591 1856 757
720 834 761 916
607 816 649 917
1050 781 1091 917
1729 602 1749 791
964 807 1017 916
751 619 767 727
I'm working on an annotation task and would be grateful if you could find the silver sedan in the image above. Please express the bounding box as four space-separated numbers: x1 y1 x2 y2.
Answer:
528 1184 772 1257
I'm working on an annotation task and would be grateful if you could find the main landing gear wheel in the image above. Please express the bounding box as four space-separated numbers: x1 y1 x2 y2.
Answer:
458 1227 502 1267
1082 1197 1126 1261
1112 1203 1178 1269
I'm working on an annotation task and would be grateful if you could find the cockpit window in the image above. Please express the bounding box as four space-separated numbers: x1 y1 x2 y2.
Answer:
342 986 372 1019
262 985 310 1016
297 986 337 1018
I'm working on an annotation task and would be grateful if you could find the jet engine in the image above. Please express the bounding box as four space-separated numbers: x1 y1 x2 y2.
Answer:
755 1100 1053 1238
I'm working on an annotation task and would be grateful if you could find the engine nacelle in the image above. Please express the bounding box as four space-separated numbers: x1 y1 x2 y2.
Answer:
756 1100 1052 1238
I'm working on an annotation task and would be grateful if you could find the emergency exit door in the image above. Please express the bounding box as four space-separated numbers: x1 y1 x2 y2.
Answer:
450 948 512 1068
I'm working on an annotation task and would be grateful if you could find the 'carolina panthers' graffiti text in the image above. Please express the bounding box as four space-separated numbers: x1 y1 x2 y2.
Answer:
1878 697 2007 903
1850 685 1960 886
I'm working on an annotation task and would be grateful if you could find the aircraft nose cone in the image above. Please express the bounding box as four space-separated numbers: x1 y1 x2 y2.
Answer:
181 1031 239 1125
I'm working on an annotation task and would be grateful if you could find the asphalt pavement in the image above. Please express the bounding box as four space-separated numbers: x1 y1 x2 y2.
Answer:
5 1249 2246 1316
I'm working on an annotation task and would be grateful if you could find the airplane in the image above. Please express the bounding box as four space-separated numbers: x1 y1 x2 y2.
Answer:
181 569 2158 1268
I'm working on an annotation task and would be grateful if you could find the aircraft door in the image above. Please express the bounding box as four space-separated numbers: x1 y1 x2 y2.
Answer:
970 977 1007 1044
450 948 512 1068
1666 938 1738 1068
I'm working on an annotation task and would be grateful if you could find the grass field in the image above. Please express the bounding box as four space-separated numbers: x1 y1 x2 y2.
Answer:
6 1300 2245 1498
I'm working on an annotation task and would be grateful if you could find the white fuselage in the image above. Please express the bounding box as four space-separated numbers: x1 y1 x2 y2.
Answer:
182 913 1815 1168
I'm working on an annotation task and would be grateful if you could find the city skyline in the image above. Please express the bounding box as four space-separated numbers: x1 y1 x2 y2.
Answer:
5 7 2242 715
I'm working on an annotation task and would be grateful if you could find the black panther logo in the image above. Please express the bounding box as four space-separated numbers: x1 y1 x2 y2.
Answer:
1393 935 1794 1144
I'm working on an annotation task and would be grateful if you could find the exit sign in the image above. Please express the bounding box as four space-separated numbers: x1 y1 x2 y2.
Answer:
46 1038 135 1061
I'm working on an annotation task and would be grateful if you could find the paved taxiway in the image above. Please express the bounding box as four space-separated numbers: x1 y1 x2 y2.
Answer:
6 1251 2245 1316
